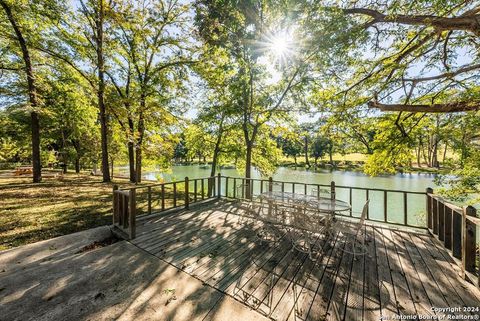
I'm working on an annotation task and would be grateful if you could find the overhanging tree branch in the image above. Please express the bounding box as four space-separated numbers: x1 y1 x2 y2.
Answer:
403 63 480 83
368 100 480 113
343 8 480 34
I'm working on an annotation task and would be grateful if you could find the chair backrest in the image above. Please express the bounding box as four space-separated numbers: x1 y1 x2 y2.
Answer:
355 199 370 234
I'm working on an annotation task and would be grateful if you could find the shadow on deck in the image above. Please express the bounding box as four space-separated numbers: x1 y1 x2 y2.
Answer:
131 200 480 321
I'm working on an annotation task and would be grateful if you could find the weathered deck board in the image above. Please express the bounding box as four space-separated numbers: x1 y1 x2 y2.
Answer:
132 201 480 321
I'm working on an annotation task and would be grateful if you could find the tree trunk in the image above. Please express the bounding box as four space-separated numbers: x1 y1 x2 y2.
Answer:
304 136 310 167
416 143 421 168
110 157 114 177
96 0 110 182
75 157 80 173
126 117 136 182
135 93 146 183
71 139 81 173
328 147 334 166
1 0 42 182
432 135 439 168
135 146 142 183
245 141 253 199
127 141 135 182
442 143 448 163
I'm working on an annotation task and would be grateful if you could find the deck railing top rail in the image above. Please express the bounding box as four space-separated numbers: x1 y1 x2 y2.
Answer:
219 175 427 195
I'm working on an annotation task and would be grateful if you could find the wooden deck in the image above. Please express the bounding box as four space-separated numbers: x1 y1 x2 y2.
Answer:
131 200 480 321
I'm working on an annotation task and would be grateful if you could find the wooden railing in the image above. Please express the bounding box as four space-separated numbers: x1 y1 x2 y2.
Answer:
426 189 479 286
112 175 219 238
218 176 427 228
111 173 479 286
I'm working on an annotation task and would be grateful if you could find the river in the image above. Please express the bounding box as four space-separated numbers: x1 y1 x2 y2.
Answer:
138 165 437 191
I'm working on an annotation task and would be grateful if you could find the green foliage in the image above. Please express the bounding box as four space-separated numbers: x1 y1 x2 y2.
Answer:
0 137 18 162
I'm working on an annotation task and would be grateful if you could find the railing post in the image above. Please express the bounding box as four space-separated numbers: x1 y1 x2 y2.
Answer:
233 178 237 198
330 181 335 200
161 184 165 211
129 188 136 239
225 176 229 198
217 173 221 199
269 177 273 192
113 185 118 225
185 177 189 209
462 205 477 277
426 187 433 230
147 186 152 215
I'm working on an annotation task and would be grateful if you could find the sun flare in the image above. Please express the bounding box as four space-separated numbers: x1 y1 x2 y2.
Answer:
271 35 288 57
266 29 295 64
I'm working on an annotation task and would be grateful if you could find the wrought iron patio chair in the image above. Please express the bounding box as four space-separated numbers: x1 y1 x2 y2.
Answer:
329 199 369 257
285 199 333 260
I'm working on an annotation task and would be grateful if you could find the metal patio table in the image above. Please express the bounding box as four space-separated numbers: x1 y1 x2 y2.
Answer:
255 191 352 258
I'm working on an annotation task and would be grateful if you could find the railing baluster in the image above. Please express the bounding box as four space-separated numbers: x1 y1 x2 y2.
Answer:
185 177 189 209
217 173 221 199
147 186 152 215
444 206 452 250
384 190 388 222
349 188 352 216
403 192 407 225
161 184 165 211
119 192 124 226
233 178 237 199
194 179 197 202
433 197 438 234
426 187 433 230
113 185 118 225
462 206 477 277
129 188 136 239
173 182 177 207
452 210 462 259
201 179 205 200
225 177 229 198
439 200 445 241
242 179 245 199
366 189 369 219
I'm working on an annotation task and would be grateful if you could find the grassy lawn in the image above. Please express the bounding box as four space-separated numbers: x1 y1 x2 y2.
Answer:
0 173 135 251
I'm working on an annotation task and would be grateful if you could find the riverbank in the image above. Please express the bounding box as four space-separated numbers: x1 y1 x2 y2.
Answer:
170 159 450 176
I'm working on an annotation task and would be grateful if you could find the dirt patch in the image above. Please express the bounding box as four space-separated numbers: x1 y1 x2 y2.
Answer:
75 235 120 254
